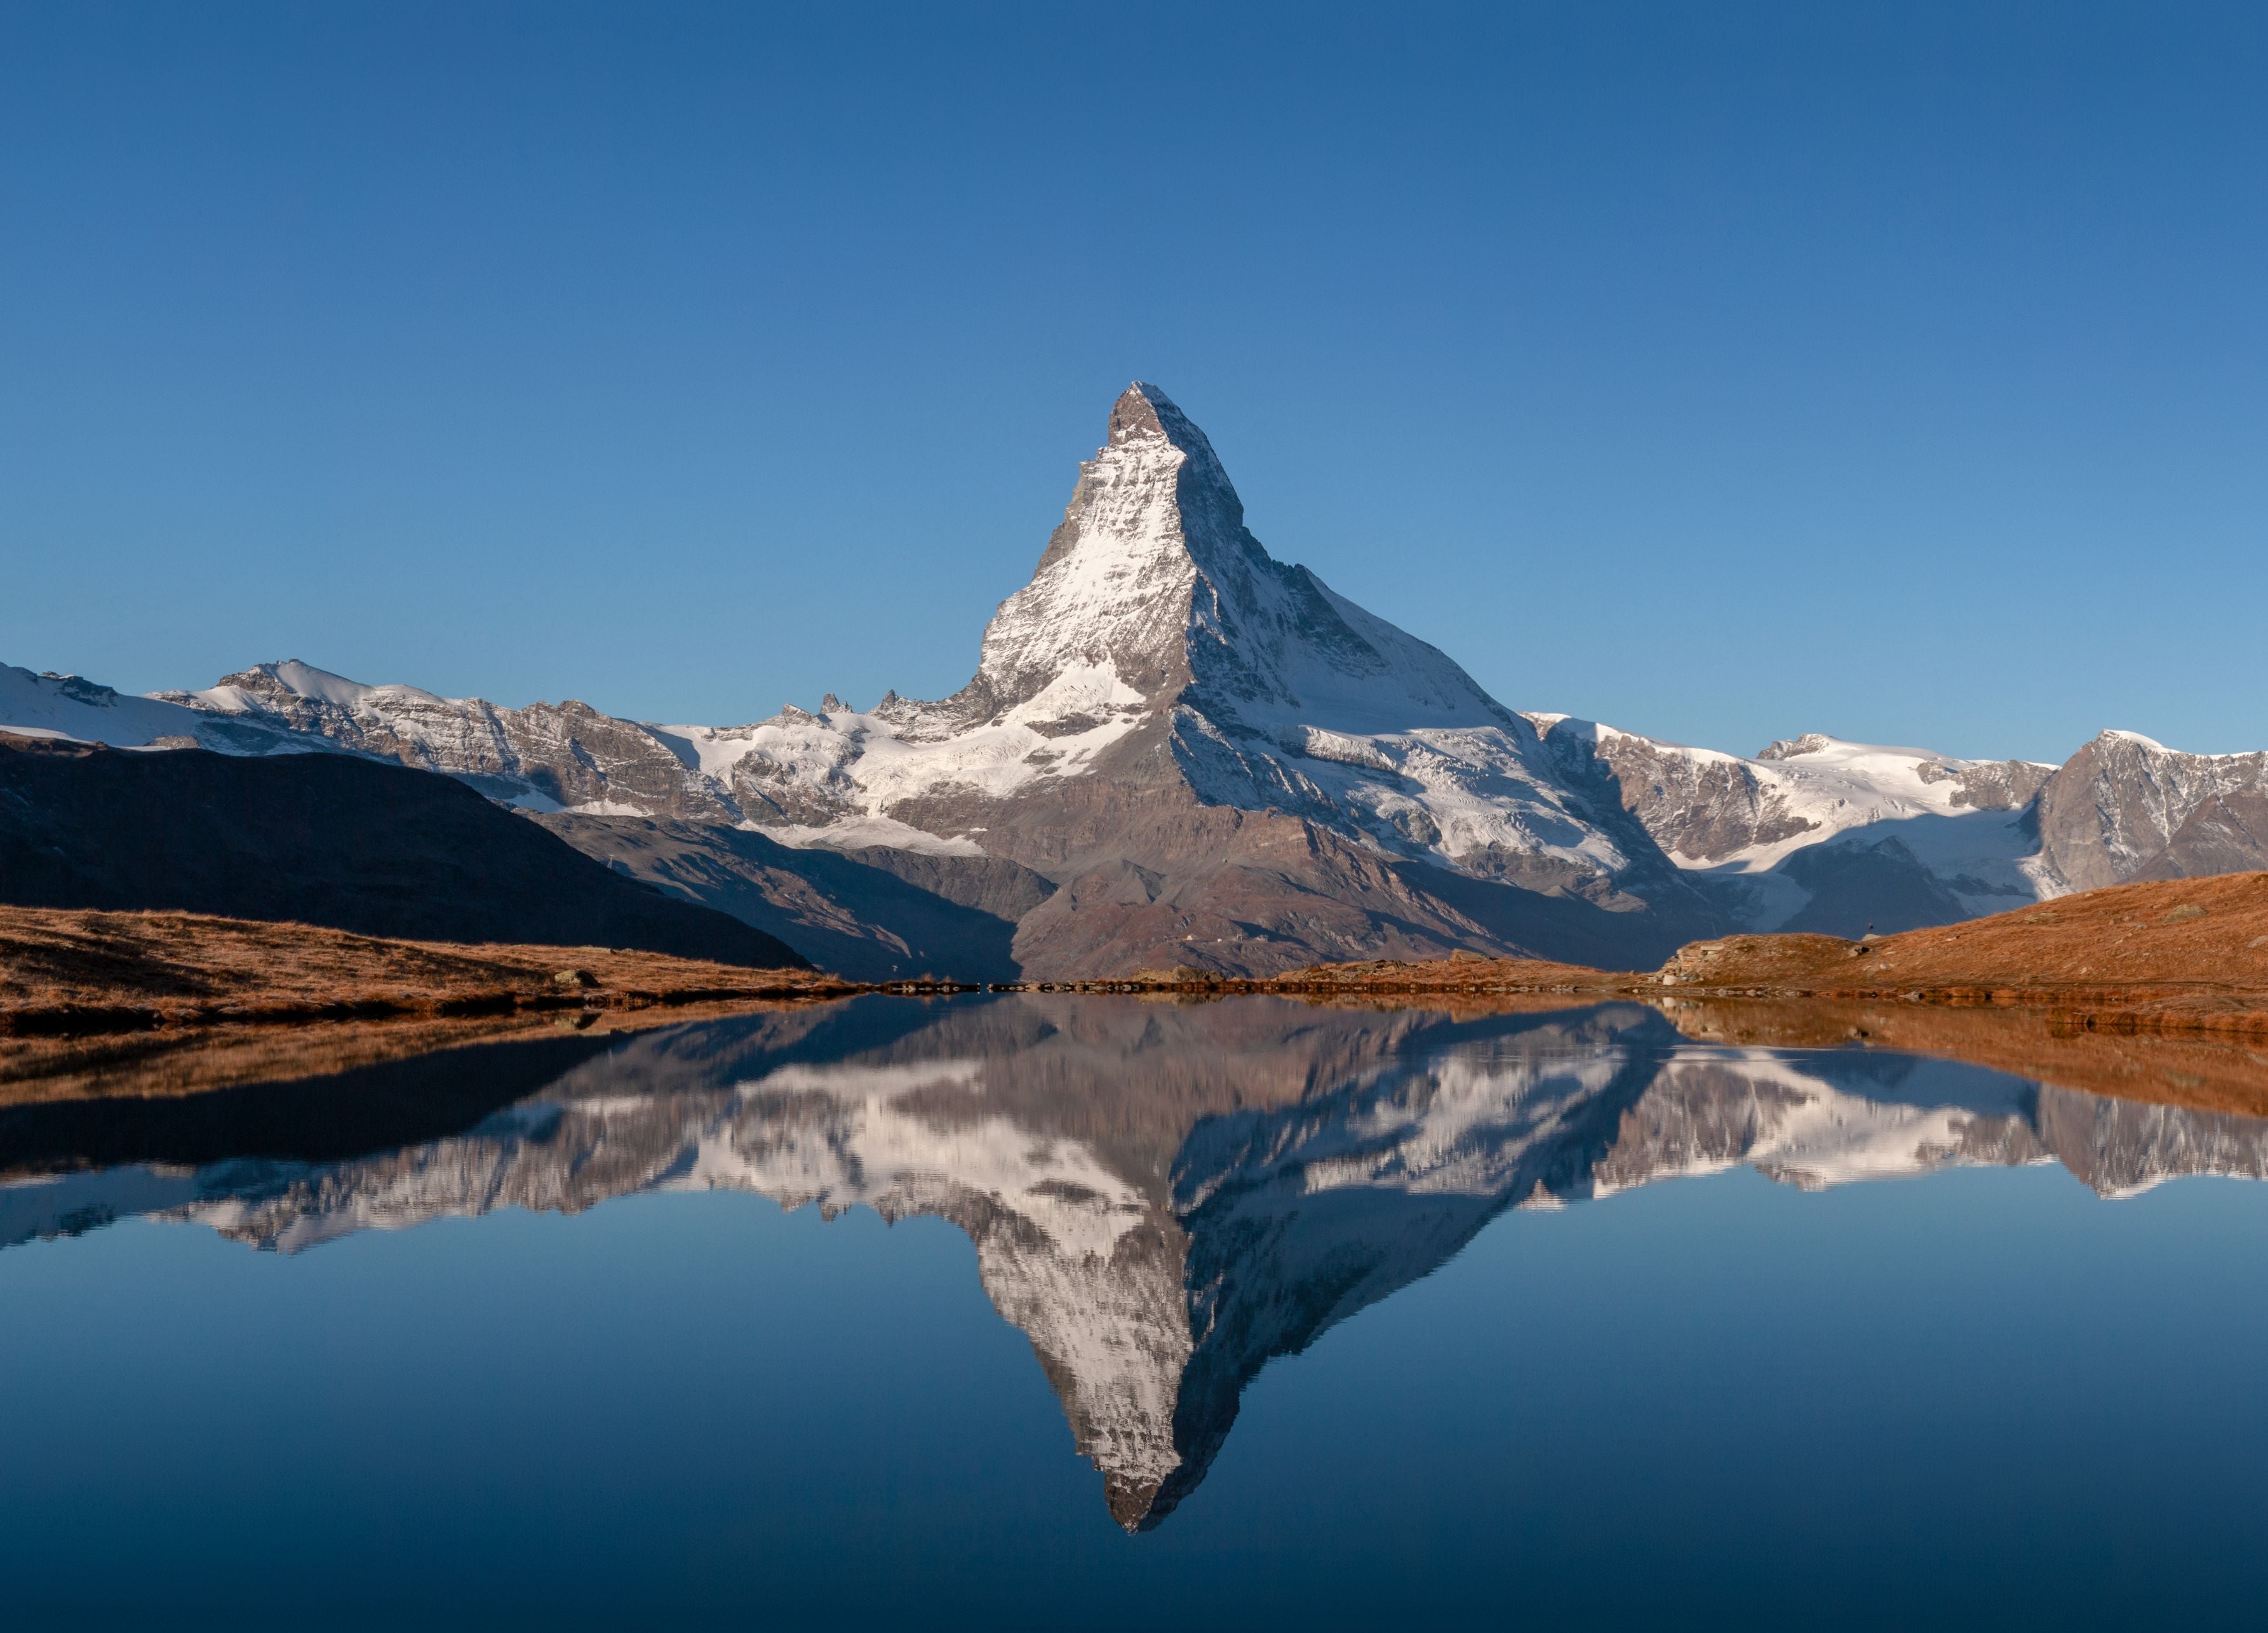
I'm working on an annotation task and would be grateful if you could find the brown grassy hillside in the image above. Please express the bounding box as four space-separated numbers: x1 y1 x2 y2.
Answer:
0 904 845 1036
1653 871 2268 1015
1238 873 2268 1033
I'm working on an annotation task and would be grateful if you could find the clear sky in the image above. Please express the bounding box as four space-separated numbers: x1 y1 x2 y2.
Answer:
3 1 2262 765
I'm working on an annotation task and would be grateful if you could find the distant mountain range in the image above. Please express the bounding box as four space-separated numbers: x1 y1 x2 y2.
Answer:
8 382 2265 977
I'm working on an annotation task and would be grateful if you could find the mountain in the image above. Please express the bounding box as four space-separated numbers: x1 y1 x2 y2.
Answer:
525 813 1055 982
7 382 2266 974
2039 729 2268 889
6 997 2264 1529
0 733 809 969
1540 726 2078 936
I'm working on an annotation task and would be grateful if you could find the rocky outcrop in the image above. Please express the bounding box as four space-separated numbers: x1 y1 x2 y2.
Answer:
2131 791 2268 883
531 812 1051 981
1570 725 1818 864
2036 731 2268 892
1916 756 2057 812
155 661 749 821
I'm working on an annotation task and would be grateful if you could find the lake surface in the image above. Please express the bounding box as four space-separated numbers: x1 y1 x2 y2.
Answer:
4 994 2267 1629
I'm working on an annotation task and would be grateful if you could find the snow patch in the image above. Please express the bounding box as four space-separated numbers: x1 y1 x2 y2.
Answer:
765 816 989 856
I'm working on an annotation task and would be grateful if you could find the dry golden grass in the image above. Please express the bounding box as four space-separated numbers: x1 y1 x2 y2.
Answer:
1650 871 2268 1030
1238 873 2268 1035
0 904 849 1037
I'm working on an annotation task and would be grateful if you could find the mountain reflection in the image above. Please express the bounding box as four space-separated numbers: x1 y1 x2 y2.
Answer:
6 995 2268 1530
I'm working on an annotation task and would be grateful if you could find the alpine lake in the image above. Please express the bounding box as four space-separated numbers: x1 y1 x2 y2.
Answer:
4 991 2265 1630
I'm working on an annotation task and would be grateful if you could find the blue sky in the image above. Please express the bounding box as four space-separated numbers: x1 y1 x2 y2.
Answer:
3 2 2262 763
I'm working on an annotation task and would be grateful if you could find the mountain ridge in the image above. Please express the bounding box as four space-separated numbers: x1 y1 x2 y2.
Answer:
0 732 809 969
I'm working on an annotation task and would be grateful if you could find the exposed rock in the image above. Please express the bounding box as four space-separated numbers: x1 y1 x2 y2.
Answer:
2036 731 2268 892
1916 756 2056 812
1757 733 1835 762
532 812 1045 981
2131 791 2268 884
1569 725 1817 863
835 845 1059 924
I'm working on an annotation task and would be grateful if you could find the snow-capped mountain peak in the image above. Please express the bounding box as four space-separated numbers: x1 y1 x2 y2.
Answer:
187 658 448 714
2036 728 2268 891
963 380 1505 737
2097 727 2170 751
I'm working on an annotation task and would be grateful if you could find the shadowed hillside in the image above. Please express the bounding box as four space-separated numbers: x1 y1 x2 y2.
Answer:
0 734 809 969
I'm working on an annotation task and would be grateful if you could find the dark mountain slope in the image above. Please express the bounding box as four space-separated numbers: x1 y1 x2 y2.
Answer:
0 734 808 969
1777 835 1972 937
2132 791 2268 883
533 813 1050 981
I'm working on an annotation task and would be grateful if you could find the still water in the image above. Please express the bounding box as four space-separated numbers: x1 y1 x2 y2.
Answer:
4 995 2267 1629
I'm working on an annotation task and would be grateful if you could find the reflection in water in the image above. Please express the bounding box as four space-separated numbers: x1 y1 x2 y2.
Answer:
5 995 2267 1530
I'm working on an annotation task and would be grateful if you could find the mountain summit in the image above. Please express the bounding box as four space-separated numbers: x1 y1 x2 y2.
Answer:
963 382 1503 734
807 381 1698 970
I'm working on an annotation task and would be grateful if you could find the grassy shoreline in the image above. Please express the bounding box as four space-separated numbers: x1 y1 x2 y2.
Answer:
7 872 2266 1052
0 904 856 1040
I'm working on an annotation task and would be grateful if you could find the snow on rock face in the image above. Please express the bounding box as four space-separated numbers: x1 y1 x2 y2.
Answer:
967 384 1218 718
151 661 748 822
1534 719 2060 924
2036 729 2268 892
647 383 1662 896
970 384 1503 734
0 662 293 753
874 381 1652 890
702 380 1643 890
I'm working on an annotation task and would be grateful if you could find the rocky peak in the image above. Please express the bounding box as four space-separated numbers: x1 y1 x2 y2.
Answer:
963 382 1505 734
1101 380 1248 553
967 382 1247 718
2036 728 2268 891
39 673 119 706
